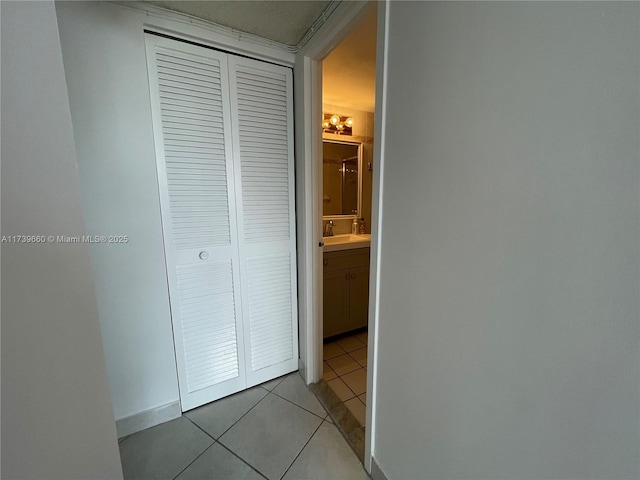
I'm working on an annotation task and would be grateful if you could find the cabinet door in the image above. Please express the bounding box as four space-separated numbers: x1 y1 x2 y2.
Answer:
227 56 299 386
349 265 370 331
145 34 246 410
323 269 350 338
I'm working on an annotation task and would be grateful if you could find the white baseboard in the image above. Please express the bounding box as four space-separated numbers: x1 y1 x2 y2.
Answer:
116 401 181 438
371 457 389 480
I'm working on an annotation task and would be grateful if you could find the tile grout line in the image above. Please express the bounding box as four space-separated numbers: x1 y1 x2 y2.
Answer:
335 337 366 353
182 391 276 480
206 374 296 445
183 414 216 442
329 373 359 400
259 374 288 392
323 341 346 359
346 347 368 368
322 361 339 382
326 345 365 373
215 440 270 480
186 375 290 443
339 367 367 398
268 389 329 421
170 421 215 480
179 380 283 469
178 418 270 480
324 335 369 444
208 376 315 480
338 372 366 425
323 351 346 360
215 386 273 439
278 419 327 480
327 364 361 378
327 360 368 421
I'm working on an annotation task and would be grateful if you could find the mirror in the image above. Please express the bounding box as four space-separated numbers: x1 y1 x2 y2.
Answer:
323 140 361 217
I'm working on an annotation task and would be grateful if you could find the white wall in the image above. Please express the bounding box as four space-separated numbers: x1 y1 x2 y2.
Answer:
55 1 180 422
55 1 297 426
1 1 123 477
374 2 639 479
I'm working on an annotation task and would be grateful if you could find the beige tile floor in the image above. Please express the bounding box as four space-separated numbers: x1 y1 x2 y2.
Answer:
323 330 368 427
119 372 368 480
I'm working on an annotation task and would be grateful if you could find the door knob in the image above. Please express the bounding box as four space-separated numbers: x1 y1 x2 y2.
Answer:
199 251 209 260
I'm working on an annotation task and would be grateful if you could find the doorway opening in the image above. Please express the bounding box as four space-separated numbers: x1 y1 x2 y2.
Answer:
306 4 378 461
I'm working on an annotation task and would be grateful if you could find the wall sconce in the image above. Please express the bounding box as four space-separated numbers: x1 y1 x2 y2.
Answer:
322 113 353 135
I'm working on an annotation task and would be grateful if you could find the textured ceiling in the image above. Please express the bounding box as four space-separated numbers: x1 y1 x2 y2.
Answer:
144 0 331 46
143 1 377 112
323 7 377 112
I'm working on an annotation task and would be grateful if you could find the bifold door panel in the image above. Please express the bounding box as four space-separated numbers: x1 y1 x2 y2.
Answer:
145 34 298 411
227 56 298 387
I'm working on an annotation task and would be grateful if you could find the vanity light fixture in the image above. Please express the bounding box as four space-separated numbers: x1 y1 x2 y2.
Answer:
322 113 353 135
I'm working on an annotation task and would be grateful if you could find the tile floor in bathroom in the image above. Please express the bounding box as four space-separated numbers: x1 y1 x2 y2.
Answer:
323 330 368 427
118 372 368 480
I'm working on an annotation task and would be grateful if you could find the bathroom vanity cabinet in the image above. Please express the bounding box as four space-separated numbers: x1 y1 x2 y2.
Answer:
323 247 370 338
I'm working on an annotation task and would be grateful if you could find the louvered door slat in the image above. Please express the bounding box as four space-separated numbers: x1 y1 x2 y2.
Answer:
146 34 247 411
237 94 287 107
162 111 223 124
159 85 222 102
237 132 287 143
157 72 222 89
165 112 223 126
157 64 220 80
176 261 239 393
156 39 231 244
238 123 286 133
238 137 288 149
236 71 287 87
165 155 227 165
229 56 298 386
160 101 224 115
245 254 294 371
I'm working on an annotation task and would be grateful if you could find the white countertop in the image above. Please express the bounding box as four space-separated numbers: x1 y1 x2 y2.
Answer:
323 234 371 252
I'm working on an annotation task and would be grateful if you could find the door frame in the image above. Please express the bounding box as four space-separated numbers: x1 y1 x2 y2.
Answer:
293 0 388 472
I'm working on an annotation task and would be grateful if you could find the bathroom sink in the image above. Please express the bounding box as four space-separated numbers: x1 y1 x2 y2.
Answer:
323 234 366 245
323 234 371 252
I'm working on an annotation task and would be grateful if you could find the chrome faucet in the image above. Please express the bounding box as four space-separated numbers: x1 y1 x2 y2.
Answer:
323 220 334 237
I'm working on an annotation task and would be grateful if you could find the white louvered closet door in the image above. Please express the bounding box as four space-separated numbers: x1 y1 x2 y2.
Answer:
145 35 247 410
228 56 299 386
146 34 298 411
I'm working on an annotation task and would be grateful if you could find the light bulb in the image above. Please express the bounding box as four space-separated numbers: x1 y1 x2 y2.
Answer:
330 114 340 125
345 117 353 128
322 121 330 129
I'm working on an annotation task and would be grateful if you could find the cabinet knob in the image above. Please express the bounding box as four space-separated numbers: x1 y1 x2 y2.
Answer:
351 273 356 279
345 273 350 280
323 259 328 266
199 251 209 260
